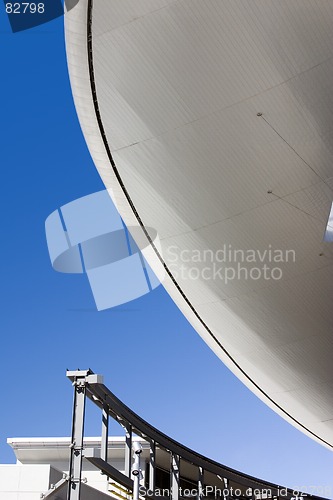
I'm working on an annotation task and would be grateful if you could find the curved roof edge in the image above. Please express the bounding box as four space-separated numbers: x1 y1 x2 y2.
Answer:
64 0 333 451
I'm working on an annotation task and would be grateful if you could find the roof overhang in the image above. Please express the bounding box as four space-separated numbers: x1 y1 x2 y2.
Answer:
64 0 333 449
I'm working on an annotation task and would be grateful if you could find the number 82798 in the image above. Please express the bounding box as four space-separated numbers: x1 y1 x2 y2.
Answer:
6 3 45 14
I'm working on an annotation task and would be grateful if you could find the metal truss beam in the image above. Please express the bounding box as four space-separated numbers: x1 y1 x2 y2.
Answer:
66 370 324 500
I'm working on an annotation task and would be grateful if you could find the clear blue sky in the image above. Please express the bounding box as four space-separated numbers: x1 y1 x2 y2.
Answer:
0 7 332 498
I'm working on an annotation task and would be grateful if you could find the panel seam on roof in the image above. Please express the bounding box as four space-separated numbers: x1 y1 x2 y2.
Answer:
94 0 179 38
158 182 330 241
102 53 333 150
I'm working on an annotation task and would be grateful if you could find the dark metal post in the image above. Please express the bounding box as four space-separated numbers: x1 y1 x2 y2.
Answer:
222 477 229 500
171 453 180 500
149 439 156 495
101 403 109 462
198 467 204 500
124 424 132 477
67 373 87 500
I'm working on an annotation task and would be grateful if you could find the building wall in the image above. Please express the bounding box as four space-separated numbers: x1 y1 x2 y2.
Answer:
2 438 148 499
0 464 63 499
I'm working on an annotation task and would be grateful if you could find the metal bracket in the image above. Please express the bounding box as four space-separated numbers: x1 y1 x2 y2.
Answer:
41 475 68 498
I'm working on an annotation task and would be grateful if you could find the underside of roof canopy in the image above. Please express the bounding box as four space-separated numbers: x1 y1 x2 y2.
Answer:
65 0 333 449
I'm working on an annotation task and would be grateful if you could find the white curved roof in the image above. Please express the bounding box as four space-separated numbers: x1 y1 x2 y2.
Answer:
65 0 333 449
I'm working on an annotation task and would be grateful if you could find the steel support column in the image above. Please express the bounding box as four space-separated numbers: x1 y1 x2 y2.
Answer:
101 403 109 462
222 477 229 500
124 424 132 477
149 439 156 495
132 453 141 500
198 467 204 500
171 453 180 500
67 375 87 500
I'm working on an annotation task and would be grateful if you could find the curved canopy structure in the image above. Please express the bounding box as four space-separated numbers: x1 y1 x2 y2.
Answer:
65 0 333 449
65 369 328 499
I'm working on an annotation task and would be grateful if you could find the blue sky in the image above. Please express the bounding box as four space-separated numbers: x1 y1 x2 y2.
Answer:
0 7 332 497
